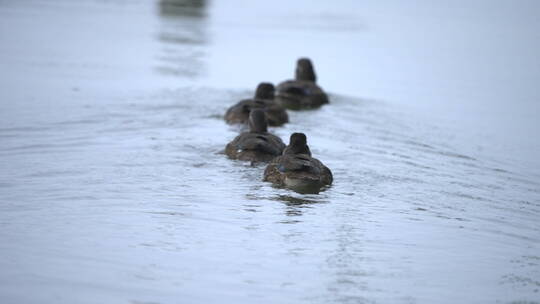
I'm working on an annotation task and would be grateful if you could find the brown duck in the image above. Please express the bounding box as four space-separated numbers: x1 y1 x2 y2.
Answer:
264 133 332 193
225 109 286 162
225 82 289 126
275 58 329 110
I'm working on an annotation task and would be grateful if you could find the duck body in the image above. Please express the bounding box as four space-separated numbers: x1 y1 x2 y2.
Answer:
225 132 286 162
275 80 328 110
275 58 329 110
224 98 288 126
224 82 288 126
263 133 332 193
225 109 286 163
263 154 333 193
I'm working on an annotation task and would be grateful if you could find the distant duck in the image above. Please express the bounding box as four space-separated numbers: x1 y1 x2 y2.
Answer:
276 58 329 110
264 133 332 193
225 82 289 127
225 109 286 162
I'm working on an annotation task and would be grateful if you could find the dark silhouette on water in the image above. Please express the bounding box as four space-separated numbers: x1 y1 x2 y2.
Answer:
159 0 207 18
264 133 332 194
225 109 286 162
225 82 289 126
276 58 329 110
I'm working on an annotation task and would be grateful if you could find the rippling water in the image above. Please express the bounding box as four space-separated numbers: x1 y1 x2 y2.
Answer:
1 1 539 303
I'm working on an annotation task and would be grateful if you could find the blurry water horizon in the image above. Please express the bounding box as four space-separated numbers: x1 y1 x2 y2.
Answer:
1 0 539 303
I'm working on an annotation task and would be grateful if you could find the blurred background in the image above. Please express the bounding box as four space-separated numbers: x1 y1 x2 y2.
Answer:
1 0 539 303
2 0 539 166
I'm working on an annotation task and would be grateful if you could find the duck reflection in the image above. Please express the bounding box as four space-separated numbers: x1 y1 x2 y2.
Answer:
272 194 327 218
274 194 321 206
156 0 208 77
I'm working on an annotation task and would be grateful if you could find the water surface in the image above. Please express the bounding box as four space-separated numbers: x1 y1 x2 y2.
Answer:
1 1 539 303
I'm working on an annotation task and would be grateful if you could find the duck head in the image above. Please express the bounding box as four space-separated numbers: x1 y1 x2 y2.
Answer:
289 132 307 147
295 58 316 82
248 109 268 133
254 82 275 100
286 132 311 155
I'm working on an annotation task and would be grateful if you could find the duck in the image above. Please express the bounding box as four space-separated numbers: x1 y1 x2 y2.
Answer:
225 109 286 162
225 82 289 127
263 133 333 193
275 58 329 110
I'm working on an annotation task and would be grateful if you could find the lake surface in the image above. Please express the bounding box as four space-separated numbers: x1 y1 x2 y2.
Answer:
1 0 539 303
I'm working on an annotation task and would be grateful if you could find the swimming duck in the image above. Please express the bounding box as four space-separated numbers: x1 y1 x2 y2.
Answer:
275 58 329 110
225 82 289 127
225 109 286 162
263 133 333 193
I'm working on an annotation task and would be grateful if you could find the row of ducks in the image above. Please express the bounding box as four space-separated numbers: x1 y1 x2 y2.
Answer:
223 58 333 194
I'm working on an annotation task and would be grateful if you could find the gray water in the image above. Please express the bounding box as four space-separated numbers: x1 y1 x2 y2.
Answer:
1 1 539 303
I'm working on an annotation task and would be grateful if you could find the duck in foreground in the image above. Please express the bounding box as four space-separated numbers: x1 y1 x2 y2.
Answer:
264 133 333 194
225 82 289 126
276 58 329 110
225 109 286 162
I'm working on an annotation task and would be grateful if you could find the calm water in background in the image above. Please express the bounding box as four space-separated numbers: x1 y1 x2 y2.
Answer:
1 0 539 303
